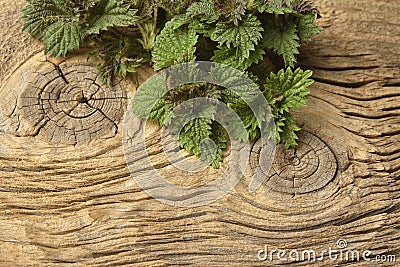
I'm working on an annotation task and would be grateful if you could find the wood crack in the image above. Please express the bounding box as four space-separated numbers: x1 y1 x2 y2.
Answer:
16 60 127 144
313 77 381 89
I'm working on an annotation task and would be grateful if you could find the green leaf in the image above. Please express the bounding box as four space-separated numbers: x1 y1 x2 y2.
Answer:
263 19 300 67
156 0 192 15
212 45 265 70
257 0 295 14
43 21 81 57
217 0 246 26
263 68 313 147
189 19 215 36
279 113 301 148
228 101 261 142
210 64 260 103
152 20 198 70
243 46 266 69
296 14 323 43
211 14 263 59
21 0 78 38
264 67 313 112
178 118 213 155
165 96 227 167
148 99 172 125
210 14 264 69
163 14 190 30
132 71 168 119
85 0 139 35
93 31 145 85
186 0 220 23
212 46 240 68
176 118 227 168
202 122 228 168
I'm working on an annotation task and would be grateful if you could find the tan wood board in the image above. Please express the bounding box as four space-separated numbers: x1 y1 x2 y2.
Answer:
0 0 399 266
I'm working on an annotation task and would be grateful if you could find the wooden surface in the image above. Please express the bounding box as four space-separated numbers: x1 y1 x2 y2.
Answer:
0 0 399 266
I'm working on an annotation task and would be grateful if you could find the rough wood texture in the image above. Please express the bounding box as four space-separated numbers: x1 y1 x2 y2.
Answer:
18 59 126 144
251 131 343 194
0 0 399 266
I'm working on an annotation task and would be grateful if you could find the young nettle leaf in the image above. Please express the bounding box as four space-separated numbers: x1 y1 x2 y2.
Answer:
21 0 322 168
262 18 300 67
210 65 260 104
212 45 265 70
44 21 81 57
186 0 220 23
132 71 168 119
152 20 198 70
178 118 227 169
148 99 172 125
170 100 216 150
188 19 215 37
156 0 192 15
292 0 321 17
264 68 313 147
178 117 213 154
203 122 228 168
213 0 246 26
22 0 78 38
211 14 263 65
243 47 266 69
264 68 313 112
277 112 301 148
228 101 261 142
84 0 139 35
212 46 241 69
296 14 323 43
257 0 295 14
92 30 146 85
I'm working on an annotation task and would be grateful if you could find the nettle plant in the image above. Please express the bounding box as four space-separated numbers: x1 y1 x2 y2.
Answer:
22 0 322 168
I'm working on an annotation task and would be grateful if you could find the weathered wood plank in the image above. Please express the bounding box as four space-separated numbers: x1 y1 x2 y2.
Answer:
0 0 399 266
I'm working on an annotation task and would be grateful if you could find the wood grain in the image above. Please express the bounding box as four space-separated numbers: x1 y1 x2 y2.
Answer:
0 0 399 266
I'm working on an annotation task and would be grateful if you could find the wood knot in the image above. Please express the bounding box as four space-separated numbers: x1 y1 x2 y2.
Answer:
251 131 339 194
19 61 127 144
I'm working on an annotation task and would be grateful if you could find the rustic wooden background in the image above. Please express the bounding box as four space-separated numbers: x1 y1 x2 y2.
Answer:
0 0 399 266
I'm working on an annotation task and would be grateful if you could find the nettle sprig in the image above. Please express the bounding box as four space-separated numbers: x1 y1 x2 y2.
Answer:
22 0 156 84
22 0 322 168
